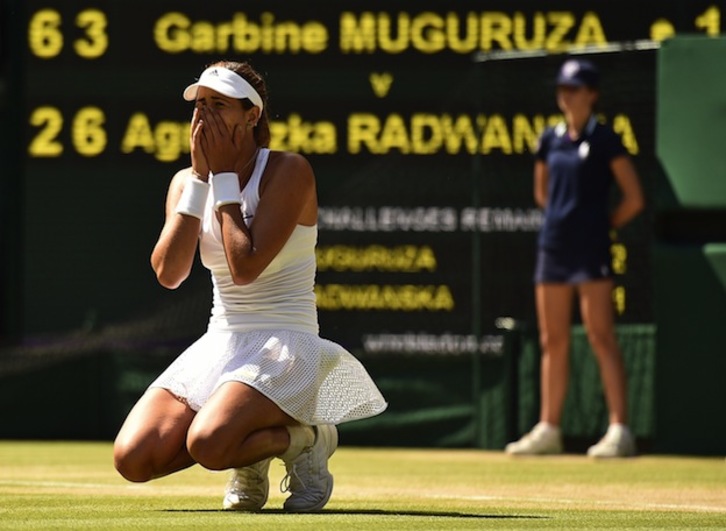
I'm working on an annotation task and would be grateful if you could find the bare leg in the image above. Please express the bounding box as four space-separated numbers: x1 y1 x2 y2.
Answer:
186 381 299 471
578 280 628 425
113 388 196 482
536 283 575 426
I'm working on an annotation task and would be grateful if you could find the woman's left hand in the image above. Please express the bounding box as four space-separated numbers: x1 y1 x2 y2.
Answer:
199 106 243 174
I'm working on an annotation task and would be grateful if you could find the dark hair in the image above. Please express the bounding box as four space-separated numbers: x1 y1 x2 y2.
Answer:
209 60 271 148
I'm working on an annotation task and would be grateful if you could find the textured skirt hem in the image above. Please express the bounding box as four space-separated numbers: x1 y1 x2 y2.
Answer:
148 329 387 425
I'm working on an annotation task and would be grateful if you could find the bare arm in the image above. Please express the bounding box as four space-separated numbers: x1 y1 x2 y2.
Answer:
610 155 644 229
533 159 548 208
150 107 211 289
217 152 316 285
150 169 203 289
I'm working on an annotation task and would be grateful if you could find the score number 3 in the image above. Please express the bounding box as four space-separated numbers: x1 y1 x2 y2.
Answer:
29 9 108 59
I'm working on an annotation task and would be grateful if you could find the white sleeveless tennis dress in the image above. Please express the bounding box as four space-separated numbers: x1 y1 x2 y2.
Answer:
149 148 387 424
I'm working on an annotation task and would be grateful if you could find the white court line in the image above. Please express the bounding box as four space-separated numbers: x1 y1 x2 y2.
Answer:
0 480 129 489
426 494 726 513
3 480 724 513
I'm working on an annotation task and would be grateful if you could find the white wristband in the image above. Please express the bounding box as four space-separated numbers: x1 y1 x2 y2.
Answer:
211 172 241 211
174 177 210 219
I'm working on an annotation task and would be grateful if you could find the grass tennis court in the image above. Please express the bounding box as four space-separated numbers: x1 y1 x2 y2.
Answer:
0 441 724 529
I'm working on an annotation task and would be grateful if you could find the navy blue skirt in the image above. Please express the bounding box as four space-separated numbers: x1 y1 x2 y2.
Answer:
534 247 613 284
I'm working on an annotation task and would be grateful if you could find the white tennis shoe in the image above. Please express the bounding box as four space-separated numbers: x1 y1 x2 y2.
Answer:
281 424 338 512
587 424 636 458
222 457 272 511
505 422 563 455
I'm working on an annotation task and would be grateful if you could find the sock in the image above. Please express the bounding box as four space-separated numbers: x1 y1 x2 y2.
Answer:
536 422 560 433
607 423 630 436
279 425 315 462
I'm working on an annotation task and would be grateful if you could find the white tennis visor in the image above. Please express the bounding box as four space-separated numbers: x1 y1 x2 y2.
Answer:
183 66 264 112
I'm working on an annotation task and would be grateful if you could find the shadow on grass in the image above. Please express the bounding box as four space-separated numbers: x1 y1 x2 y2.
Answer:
163 508 548 519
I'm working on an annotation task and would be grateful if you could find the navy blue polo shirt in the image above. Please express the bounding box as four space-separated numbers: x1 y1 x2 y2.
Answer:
535 116 627 255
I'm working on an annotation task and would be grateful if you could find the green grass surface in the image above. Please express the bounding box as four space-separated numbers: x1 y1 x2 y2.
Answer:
0 441 724 529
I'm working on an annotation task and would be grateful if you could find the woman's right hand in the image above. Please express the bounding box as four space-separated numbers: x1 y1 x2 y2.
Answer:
190 107 210 181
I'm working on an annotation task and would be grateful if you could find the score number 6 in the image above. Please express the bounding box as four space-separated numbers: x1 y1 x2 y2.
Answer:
29 9 108 59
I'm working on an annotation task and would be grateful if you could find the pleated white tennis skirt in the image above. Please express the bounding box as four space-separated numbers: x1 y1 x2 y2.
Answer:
149 329 387 425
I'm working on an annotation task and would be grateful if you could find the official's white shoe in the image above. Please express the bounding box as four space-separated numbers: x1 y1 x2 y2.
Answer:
505 423 563 455
587 425 636 458
281 424 338 512
222 457 272 511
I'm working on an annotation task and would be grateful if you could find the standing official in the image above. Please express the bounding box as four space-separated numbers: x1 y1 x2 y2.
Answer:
506 59 644 458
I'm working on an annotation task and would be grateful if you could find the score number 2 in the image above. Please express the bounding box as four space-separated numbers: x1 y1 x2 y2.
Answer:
28 107 107 157
28 9 108 59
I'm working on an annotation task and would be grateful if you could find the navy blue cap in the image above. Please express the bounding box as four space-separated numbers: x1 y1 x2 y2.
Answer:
556 59 600 89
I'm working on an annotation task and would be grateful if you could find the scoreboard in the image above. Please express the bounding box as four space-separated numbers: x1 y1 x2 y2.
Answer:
0 1 721 354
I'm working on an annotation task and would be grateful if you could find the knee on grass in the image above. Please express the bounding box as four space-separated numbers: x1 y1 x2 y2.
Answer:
113 442 156 483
